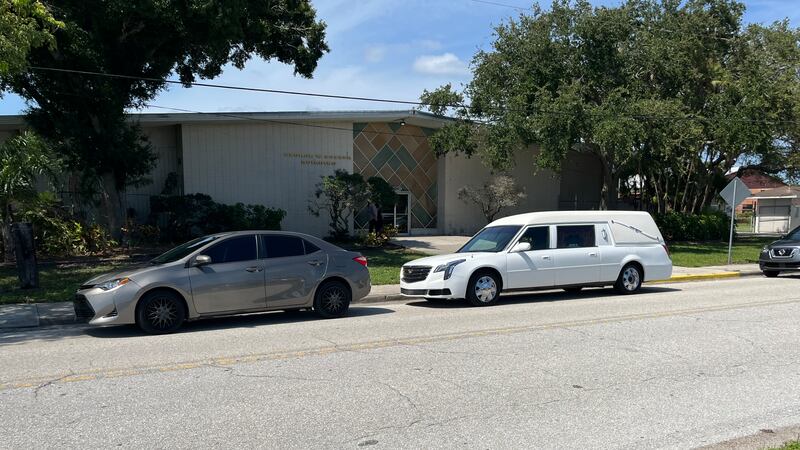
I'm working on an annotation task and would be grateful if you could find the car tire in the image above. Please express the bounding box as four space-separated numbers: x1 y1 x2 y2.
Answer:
614 263 643 295
563 287 583 293
314 280 351 319
466 270 501 307
763 270 780 278
136 290 186 334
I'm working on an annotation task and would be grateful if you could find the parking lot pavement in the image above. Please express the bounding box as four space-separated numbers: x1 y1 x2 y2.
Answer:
1 276 799 448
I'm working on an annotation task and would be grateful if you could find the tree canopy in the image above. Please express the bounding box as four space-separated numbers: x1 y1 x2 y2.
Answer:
0 0 62 78
421 0 800 213
1 0 329 236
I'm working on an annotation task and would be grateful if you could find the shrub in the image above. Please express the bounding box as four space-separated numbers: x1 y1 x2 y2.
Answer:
653 211 730 242
150 193 286 243
17 192 118 255
361 225 400 248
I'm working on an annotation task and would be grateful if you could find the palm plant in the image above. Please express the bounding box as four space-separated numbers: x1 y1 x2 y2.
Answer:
0 131 60 261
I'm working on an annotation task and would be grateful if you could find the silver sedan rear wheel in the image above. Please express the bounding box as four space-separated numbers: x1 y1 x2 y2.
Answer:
314 280 351 318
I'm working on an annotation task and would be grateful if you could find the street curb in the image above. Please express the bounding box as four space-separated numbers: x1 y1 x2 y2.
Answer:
355 294 407 304
647 270 763 284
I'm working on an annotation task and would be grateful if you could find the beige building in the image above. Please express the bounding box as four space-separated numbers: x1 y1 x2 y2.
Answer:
0 110 602 237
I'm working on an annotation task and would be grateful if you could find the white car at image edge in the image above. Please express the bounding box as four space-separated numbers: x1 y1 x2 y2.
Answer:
400 211 673 305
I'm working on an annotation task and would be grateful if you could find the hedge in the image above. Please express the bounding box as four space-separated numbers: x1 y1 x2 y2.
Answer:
653 211 730 242
150 193 286 243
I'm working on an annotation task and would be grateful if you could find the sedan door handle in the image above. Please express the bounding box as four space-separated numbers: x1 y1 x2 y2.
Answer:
588 252 598 257
542 255 551 260
307 260 324 267
245 266 264 273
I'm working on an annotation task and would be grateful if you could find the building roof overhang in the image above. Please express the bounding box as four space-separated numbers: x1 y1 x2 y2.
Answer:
0 109 454 131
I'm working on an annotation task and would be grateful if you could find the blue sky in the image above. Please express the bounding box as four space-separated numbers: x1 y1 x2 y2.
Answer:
1 0 798 115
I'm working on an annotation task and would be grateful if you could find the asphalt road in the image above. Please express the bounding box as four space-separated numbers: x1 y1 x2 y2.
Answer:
2 277 800 449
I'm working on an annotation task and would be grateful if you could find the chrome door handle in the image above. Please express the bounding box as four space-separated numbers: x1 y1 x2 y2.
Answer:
245 266 264 273
588 253 598 257
308 260 324 266
542 255 551 260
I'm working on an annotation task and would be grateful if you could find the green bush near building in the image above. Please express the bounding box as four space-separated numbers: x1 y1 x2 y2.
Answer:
654 211 730 242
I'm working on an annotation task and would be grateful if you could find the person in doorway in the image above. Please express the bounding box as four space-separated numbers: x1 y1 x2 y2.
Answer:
368 202 379 233
375 202 384 233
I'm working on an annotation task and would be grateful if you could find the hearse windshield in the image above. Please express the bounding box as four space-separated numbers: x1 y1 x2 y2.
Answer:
458 226 522 253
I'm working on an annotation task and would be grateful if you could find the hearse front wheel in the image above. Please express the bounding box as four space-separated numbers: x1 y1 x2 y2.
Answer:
466 271 501 306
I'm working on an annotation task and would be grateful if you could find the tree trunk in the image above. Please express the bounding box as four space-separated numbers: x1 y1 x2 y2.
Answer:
599 160 617 211
100 172 126 241
1 222 13 263
11 222 38 289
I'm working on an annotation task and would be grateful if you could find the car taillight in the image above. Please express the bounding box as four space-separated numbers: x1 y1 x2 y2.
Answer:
662 243 670 257
353 256 368 267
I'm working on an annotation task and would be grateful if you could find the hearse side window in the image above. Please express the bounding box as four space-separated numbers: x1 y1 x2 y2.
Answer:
260 235 305 259
518 226 549 250
556 225 596 249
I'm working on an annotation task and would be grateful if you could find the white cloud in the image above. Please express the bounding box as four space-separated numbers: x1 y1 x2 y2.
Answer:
364 45 386 63
412 53 469 75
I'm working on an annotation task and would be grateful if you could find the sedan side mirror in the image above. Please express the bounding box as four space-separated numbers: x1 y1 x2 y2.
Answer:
194 254 212 267
511 242 532 253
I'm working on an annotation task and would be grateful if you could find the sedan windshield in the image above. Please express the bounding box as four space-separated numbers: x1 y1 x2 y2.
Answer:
458 226 522 253
150 236 219 265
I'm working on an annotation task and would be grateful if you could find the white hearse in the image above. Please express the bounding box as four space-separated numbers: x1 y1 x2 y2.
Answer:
400 211 672 305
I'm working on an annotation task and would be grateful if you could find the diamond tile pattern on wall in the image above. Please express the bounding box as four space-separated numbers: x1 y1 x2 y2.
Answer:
354 122 438 229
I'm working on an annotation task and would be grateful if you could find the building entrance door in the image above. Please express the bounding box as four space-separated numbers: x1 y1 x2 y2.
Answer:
381 192 410 235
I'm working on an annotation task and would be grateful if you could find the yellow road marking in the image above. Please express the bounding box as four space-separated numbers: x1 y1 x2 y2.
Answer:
2 296 798 392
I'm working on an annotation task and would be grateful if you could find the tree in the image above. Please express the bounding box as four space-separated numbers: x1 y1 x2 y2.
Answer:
421 0 800 213
0 0 62 78
4 0 329 238
0 131 60 262
457 175 527 223
309 170 370 239
366 176 397 210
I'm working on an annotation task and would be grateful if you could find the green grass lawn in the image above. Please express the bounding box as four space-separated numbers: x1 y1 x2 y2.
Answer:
772 441 800 450
0 262 126 305
668 237 772 267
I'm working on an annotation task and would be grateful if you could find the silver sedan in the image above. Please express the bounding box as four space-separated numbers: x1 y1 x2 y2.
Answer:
74 231 371 334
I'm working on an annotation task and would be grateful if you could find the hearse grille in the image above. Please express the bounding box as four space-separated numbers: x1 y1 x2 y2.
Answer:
402 266 431 283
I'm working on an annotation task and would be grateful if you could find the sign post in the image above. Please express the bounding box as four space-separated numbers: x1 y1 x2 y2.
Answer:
719 177 753 265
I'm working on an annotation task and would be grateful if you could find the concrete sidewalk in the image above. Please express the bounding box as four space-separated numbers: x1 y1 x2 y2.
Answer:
0 263 764 329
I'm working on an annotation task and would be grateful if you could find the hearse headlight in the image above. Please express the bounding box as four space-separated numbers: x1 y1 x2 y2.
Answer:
434 259 466 280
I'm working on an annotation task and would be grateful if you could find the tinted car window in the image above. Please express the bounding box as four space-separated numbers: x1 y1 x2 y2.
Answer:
519 226 549 250
303 240 321 254
556 225 596 248
203 235 257 264
261 235 305 258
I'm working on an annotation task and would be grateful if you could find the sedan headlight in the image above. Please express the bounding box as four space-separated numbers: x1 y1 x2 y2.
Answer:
96 278 130 291
433 259 466 280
